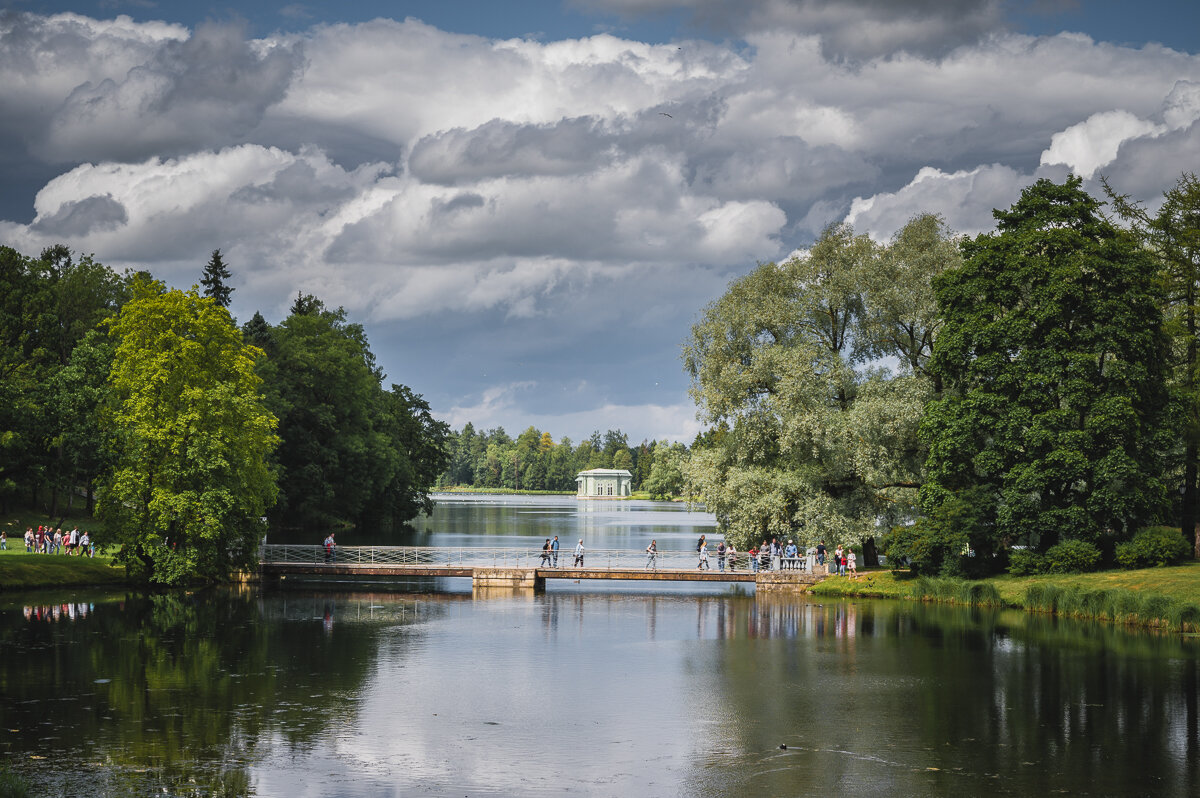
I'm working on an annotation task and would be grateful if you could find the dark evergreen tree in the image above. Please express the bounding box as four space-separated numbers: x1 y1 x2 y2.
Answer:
290 292 324 316
241 311 275 355
200 249 234 307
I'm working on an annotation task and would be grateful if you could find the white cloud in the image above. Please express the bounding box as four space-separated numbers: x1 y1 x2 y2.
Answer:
845 164 1040 240
1040 110 1165 177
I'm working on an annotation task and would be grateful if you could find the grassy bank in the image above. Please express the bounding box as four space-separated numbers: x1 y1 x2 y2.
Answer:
0 508 125 590
811 562 1200 632
0 549 125 590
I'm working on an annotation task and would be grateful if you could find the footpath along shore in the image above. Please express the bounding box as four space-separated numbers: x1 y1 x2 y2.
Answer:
810 562 1200 633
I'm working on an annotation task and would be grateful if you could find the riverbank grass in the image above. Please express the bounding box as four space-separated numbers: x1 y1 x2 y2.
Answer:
812 561 1200 631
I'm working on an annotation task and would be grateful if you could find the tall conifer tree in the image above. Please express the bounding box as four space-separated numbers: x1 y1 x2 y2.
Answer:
200 249 234 307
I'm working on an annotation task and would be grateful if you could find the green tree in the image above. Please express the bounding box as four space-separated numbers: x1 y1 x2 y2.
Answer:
99 279 278 584
922 176 1169 554
200 249 234 308
612 447 633 472
642 441 687 499
264 300 386 527
262 297 447 527
47 329 114 514
1105 172 1200 556
684 217 953 554
0 245 126 513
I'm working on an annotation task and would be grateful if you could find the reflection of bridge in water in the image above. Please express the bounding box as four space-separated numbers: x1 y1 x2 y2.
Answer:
259 545 827 593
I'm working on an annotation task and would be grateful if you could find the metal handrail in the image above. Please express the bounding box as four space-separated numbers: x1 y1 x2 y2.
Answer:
258 544 816 573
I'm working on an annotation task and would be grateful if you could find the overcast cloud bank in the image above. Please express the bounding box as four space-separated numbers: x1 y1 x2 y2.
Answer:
1 4 1197 443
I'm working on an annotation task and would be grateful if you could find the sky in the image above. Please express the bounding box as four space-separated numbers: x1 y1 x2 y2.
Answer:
1 1 1198 446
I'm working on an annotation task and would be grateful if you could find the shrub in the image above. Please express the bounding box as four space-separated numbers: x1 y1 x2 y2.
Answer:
1139 594 1174 626
1043 540 1101 574
1079 589 1114 619
1007 548 1044 576
1105 590 1143 623
1024 583 1063 613
1169 602 1200 633
959 581 1002 606
1114 526 1191 569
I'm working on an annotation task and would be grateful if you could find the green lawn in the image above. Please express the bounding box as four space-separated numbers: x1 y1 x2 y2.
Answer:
0 507 123 589
811 561 1200 631
813 561 1200 604
0 548 125 589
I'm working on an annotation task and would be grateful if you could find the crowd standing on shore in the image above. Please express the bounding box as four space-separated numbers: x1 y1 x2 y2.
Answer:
17 526 95 557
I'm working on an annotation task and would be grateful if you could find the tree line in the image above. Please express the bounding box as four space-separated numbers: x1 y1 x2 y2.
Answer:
684 174 1200 576
0 248 449 584
437 425 690 499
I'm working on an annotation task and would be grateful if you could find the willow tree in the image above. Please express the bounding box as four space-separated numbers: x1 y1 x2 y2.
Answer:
684 215 958 557
99 279 278 584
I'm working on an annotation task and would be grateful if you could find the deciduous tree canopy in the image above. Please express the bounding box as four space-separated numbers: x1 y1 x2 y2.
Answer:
684 215 958 551
99 278 279 584
921 176 1169 556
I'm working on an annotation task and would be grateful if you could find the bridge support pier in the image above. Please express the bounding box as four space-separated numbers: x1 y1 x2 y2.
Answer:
755 571 825 592
472 567 544 595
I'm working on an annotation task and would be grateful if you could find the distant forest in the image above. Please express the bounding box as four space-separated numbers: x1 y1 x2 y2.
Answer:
438 425 690 498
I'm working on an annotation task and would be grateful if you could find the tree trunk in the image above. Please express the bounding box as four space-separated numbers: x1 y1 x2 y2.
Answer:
1183 445 1198 557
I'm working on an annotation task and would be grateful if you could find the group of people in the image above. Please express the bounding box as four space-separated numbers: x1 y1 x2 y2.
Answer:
539 535 586 567
694 534 739 572
11 526 94 557
737 538 859 577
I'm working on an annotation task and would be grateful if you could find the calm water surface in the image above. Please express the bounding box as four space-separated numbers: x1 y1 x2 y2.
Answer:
2 497 1197 797
272 493 720 551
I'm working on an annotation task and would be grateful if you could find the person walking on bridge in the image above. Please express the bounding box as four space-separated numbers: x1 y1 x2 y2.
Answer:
551 535 560 567
540 539 552 566
698 541 710 570
324 533 336 563
574 539 585 567
645 540 657 570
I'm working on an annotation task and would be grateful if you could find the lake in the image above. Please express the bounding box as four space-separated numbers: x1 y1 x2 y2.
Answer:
1 495 1197 796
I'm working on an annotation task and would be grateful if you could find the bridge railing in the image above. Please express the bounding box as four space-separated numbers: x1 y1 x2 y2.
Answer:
258 544 815 573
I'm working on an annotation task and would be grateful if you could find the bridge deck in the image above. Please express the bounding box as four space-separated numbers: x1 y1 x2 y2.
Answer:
258 545 825 591
261 561 759 582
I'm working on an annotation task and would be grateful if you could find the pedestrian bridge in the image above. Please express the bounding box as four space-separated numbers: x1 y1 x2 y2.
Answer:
258 545 827 593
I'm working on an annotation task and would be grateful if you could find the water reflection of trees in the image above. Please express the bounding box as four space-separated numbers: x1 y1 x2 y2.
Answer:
677 596 1200 797
0 586 438 796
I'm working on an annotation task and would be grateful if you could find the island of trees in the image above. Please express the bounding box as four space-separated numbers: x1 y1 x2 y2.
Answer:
683 173 1200 577
1 248 449 585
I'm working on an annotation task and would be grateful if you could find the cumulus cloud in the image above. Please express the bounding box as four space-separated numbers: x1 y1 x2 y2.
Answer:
30 193 128 236
41 21 301 163
845 163 1058 239
1 10 1199 438
1040 110 1164 177
575 0 1007 59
